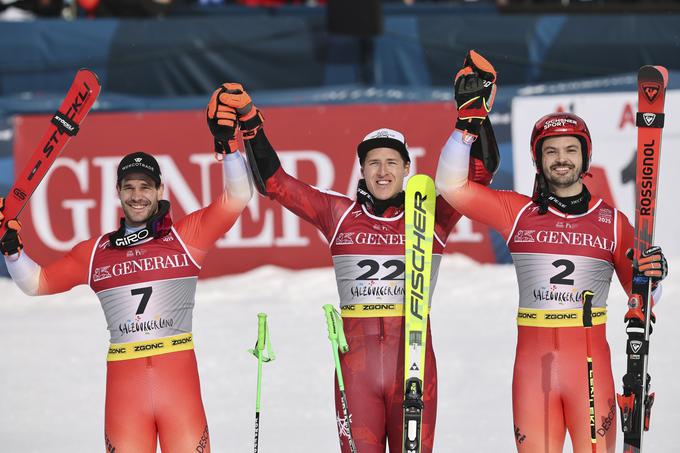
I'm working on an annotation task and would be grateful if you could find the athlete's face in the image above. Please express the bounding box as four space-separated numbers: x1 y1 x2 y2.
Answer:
541 136 583 196
117 173 164 227
361 147 410 200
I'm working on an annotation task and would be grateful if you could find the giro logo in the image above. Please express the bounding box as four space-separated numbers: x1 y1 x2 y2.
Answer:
630 340 643 354
114 228 150 247
642 83 661 103
643 113 656 126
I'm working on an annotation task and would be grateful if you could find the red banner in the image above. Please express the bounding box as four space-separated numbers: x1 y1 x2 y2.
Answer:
14 103 497 278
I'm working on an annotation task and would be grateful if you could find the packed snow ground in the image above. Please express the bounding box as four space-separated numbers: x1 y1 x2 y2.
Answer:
1 255 678 452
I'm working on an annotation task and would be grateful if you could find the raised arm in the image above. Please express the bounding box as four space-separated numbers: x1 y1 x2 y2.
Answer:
209 82 353 241
436 129 528 240
174 150 253 259
435 50 529 240
251 129 353 241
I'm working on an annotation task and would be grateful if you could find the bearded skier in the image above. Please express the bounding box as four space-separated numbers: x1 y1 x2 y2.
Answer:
207 82 500 452
435 51 668 452
0 101 252 452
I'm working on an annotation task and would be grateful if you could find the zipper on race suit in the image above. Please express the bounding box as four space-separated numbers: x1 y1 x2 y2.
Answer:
379 317 385 341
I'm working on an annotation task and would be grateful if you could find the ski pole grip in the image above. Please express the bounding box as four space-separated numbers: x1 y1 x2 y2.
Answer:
582 290 594 328
257 312 267 352
323 304 349 354
323 304 338 342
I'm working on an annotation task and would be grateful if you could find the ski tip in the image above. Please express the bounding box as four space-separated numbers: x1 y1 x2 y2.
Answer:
638 65 668 88
654 65 669 86
76 68 102 87
406 173 435 189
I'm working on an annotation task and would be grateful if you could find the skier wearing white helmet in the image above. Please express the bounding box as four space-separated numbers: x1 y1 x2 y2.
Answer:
206 81 499 453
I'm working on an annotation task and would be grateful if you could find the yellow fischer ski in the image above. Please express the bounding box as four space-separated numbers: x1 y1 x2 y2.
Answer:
403 174 436 453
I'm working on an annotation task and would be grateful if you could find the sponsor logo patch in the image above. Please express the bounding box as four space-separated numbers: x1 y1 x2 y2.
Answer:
513 230 535 243
335 232 355 246
93 266 112 282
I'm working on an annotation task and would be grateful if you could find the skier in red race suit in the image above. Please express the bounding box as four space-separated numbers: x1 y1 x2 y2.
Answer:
435 51 669 452
207 82 500 452
0 104 252 453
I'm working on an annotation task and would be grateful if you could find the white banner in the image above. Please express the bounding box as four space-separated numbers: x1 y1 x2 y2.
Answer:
511 90 680 256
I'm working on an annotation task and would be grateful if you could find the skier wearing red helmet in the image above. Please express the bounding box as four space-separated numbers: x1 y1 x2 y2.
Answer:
530 112 593 173
435 51 668 452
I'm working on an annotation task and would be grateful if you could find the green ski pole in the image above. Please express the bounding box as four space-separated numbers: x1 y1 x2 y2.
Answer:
323 304 358 453
249 312 275 453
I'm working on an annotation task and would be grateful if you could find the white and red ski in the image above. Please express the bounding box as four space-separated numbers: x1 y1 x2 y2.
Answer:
0 69 100 239
616 65 668 453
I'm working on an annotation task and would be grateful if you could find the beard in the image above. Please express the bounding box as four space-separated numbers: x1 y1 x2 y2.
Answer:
543 162 581 189
545 171 580 188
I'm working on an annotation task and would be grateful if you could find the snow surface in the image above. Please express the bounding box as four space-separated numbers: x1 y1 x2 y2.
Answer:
1 255 678 452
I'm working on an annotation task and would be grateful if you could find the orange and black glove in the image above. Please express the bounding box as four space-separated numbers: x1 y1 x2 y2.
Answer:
0 198 23 256
207 87 239 155
628 246 668 288
454 50 497 144
216 83 264 140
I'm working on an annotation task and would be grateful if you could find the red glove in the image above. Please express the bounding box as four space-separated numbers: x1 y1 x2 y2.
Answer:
216 82 264 139
454 50 497 144
628 246 668 288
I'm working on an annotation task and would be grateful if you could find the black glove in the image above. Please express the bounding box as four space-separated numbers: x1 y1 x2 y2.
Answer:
454 50 497 144
206 86 239 155
216 82 264 140
0 198 23 256
627 246 668 287
470 118 500 181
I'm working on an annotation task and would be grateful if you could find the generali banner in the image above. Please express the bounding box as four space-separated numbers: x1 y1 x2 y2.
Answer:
14 103 499 278
511 90 680 257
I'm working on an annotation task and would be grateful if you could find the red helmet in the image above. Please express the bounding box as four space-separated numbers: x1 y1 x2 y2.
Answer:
530 112 592 174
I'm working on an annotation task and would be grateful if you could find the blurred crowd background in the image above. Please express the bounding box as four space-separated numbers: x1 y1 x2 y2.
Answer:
3 0 680 20
1 0 679 277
